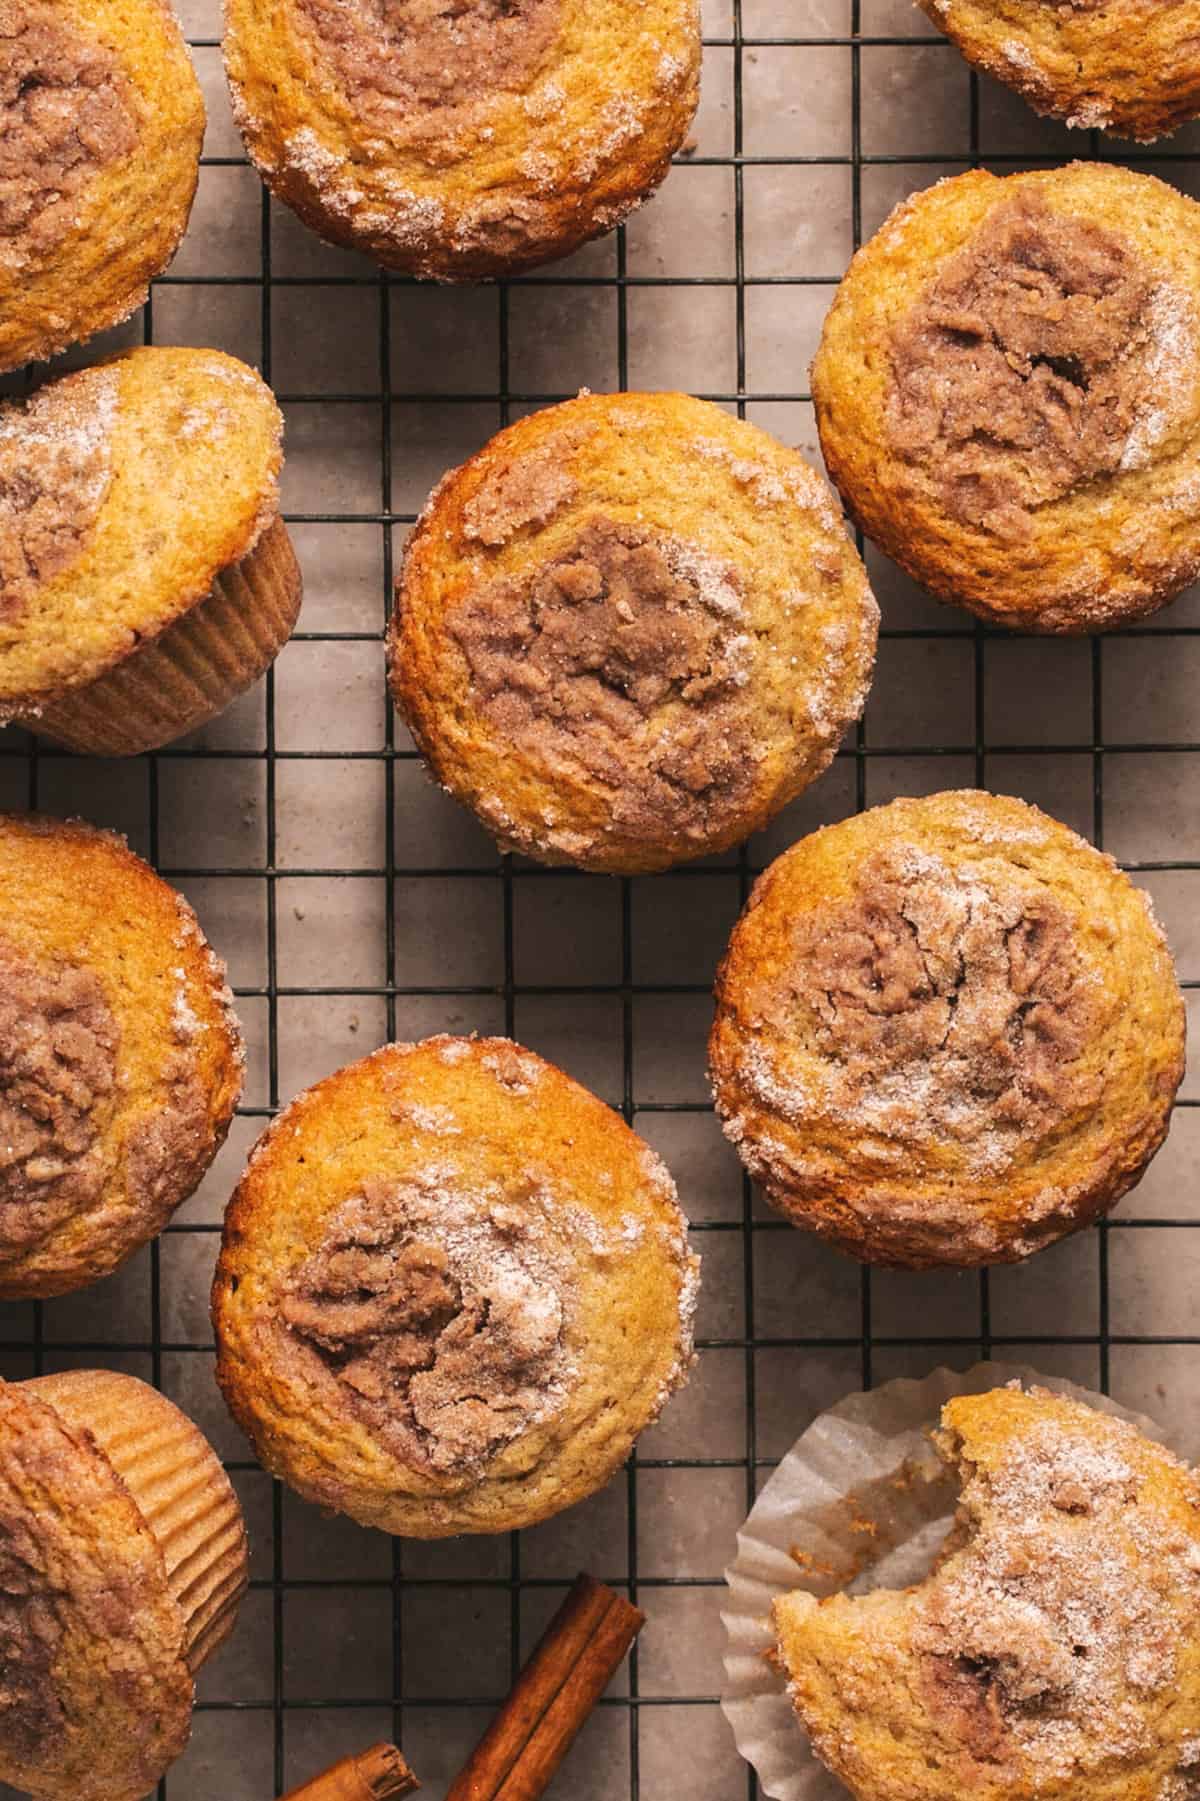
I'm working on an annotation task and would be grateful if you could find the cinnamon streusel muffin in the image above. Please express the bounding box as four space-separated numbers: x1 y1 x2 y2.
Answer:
0 0 204 374
0 345 301 755
922 0 1200 143
0 812 243 1297
709 791 1185 1268
389 391 878 874
212 1035 699 1536
772 1384 1200 1801
223 0 700 280
0 1369 247 1801
813 163 1200 632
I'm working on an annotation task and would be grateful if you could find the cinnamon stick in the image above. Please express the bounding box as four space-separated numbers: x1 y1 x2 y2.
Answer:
446 1572 645 1801
280 1742 419 1801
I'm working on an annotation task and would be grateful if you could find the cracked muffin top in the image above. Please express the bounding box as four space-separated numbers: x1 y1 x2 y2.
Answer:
222 0 699 279
0 812 243 1297
0 0 203 373
812 164 1200 631
212 1035 699 1537
388 391 879 874
0 1370 247 1801
0 347 284 726
921 0 1200 144
772 1385 1200 1801
709 790 1185 1267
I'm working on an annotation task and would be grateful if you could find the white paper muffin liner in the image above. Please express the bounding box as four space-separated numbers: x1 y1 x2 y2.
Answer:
721 1360 1171 1801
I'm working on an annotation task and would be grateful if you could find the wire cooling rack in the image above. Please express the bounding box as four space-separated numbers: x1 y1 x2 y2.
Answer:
2 1 1200 1796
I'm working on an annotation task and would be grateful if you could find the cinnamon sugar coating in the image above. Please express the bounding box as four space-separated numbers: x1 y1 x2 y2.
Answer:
280 1176 578 1477
813 164 1200 632
389 391 878 874
447 516 756 854
772 1385 1200 1801
0 5 136 259
0 366 118 623
709 791 1185 1268
0 935 119 1259
0 813 244 1298
921 0 1200 142
294 0 561 131
213 1036 699 1536
889 194 1181 537
223 0 699 278
0 0 204 374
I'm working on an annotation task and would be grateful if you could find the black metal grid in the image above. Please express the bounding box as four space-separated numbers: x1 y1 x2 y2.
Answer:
1 4 1199 1797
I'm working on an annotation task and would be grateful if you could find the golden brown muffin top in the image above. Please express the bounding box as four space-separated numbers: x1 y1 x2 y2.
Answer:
0 813 244 1297
224 0 700 277
390 391 878 873
709 791 1185 1267
0 347 283 721
773 1385 1200 1801
922 0 1200 142
812 163 1200 631
0 1379 193 1801
214 1035 699 1536
0 0 204 374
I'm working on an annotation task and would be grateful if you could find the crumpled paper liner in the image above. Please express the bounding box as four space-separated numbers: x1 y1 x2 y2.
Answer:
721 1361 1170 1801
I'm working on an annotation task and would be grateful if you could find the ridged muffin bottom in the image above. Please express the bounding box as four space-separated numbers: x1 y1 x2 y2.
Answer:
24 515 301 757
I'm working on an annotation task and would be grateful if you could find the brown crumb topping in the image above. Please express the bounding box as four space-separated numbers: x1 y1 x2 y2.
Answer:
0 935 118 1261
756 846 1106 1177
294 0 562 137
887 193 1194 535
0 1512 65 1757
914 1401 1200 1781
449 515 756 848
279 1176 578 1477
0 367 118 622
0 4 138 264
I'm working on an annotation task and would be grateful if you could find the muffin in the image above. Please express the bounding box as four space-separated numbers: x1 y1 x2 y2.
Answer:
922 0 1200 143
812 163 1200 632
0 812 243 1298
223 0 700 280
0 344 301 755
0 0 205 374
709 790 1185 1268
0 1368 247 1801
772 1383 1200 1801
213 1035 699 1537
389 391 879 874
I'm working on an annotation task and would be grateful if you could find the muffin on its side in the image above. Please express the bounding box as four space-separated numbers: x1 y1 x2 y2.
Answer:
0 345 301 755
0 0 205 373
223 0 700 279
813 163 1200 631
213 1036 699 1537
389 391 879 874
0 812 243 1297
0 1369 247 1801
922 0 1200 143
773 1385 1200 1801
709 791 1185 1268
